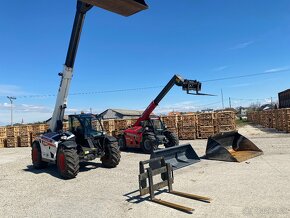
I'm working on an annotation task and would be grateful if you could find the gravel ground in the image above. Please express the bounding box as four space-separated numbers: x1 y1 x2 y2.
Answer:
0 124 290 218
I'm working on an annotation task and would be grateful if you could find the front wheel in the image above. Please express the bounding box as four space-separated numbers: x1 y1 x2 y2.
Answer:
57 147 79 179
164 131 179 148
141 134 157 154
101 142 121 168
32 141 48 169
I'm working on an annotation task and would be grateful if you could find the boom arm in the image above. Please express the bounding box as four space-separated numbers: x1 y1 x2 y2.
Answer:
49 1 92 132
48 0 149 132
133 74 201 127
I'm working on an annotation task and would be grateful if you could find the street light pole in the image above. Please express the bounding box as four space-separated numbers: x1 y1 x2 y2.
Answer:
7 96 16 126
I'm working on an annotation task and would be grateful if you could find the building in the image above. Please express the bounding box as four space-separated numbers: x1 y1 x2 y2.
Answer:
279 89 290 108
97 109 143 120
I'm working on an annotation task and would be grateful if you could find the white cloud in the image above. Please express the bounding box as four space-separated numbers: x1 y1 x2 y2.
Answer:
0 84 28 96
153 101 199 114
213 66 229 72
264 66 290 73
230 41 254 50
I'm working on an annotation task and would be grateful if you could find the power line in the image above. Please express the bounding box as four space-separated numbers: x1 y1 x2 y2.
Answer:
202 69 289 83
230 97 278 101
0 86 162 99
0 69 287 99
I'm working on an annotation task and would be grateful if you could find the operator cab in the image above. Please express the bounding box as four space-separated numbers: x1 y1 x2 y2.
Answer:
141 117 166 134
69 114 105 141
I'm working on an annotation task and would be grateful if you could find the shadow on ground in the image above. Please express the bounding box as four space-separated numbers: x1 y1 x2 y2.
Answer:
123 189 167 204
120 148 151 155
244 123 289 136
23 162 103 179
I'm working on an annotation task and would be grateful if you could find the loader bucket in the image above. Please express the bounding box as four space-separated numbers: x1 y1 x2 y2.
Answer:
150 144 200 170
203 131 263 162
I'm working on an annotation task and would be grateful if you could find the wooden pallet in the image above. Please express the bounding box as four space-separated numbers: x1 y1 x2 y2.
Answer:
161 116 177 128
0 137 7 148
6 126 20 137
6 137 17 148
0 127 6 138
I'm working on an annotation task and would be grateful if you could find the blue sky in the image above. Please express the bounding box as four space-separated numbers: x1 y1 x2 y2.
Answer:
0 0 290 125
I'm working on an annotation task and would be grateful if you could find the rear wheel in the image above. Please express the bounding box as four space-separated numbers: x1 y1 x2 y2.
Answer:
118 135 127 151
164 131 179 148
57 147 79 179
31 141 48 169
141 134 157 154
101 142 121 168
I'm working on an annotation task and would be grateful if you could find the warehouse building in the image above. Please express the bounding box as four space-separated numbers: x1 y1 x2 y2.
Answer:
97 109 143 120
279 89 290 108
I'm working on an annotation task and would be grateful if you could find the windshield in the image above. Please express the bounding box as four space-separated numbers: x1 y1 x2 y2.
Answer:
150 119 164 131
70 115 103 136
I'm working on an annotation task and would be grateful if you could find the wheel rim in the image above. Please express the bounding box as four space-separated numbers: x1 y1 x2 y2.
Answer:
58 153 66 173
32 146 39 163
143 139 152 151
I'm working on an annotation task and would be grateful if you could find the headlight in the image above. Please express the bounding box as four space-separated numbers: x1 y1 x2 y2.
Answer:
61 135 68 140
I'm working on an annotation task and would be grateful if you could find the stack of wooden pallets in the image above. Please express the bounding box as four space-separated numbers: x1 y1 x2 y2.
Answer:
161 115 178 136
102 119 115 135
196 113 216 139
177 114 196 140
19 125 32 147
0 127 7 148
247 108 290 132
216 111 236 133
0 111 238 149
32 124 49 141
6 126 19 147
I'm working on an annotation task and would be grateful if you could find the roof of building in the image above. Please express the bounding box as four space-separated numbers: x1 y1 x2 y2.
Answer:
100 109 143 116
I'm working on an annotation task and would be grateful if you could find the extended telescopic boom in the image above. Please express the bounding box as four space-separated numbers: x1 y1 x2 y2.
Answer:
49 0 148 132
133 74 201 127
49 2 93 132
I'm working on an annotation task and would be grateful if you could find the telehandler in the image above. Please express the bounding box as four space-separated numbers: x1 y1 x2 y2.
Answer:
31 0 148 179
118 74 202 153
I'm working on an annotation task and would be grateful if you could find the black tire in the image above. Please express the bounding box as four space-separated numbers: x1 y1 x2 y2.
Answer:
141 134 157 154
31 141 48 169
57 147 79 179
164 131 179 148
101 142 121 168
118 135 127 151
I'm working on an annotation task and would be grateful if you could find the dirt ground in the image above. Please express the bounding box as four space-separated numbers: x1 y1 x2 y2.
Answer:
0 124 290 218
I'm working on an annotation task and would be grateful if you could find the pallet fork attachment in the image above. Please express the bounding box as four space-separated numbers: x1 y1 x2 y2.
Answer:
139 157 211 213
203 131 263 162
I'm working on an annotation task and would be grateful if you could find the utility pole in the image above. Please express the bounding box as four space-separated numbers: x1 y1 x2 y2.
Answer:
7 96 16 126
221 89 224 109
229 97 232 108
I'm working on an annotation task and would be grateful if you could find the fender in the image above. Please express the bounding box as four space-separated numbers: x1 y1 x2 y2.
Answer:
59 138 78 149
104 135 117 143
142 131 156 138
